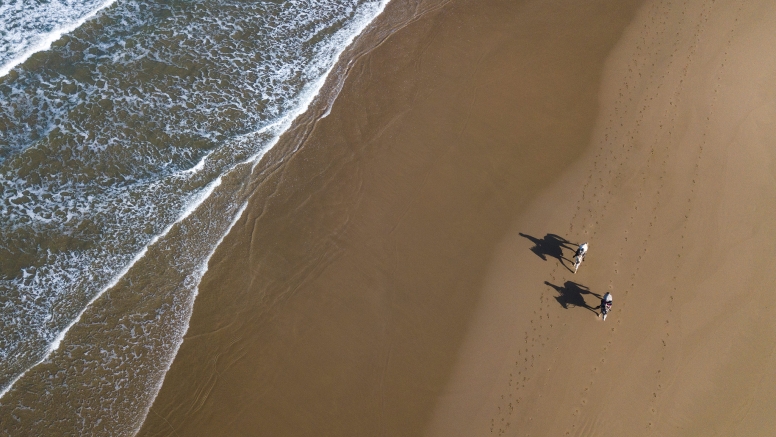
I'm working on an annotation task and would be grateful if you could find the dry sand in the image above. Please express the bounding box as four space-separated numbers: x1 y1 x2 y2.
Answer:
139 0 776 436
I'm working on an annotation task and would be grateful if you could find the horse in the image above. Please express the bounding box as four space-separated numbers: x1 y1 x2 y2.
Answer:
572 242 588 273
600 291 612 321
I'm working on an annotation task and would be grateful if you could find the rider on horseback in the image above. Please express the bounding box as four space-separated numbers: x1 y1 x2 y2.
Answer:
600 292 612 319
574 242 588 261
573 242 588 273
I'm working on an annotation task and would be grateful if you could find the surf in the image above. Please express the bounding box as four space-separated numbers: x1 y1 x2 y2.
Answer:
0 0 391 434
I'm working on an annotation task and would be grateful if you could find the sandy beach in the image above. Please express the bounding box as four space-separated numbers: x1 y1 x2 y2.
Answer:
139 0 776 436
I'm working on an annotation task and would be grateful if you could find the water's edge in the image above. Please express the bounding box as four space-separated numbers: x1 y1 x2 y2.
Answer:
0 1 390 434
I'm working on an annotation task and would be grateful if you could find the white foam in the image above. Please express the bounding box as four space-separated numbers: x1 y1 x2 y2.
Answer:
0 0 117 78
0 177 221 400
0 0 392 425
181 151 212 175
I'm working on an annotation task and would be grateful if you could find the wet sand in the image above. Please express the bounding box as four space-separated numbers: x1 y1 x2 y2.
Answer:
139 0 776 436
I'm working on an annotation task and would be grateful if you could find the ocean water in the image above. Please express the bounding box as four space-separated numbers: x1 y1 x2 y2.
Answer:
0 0 387 434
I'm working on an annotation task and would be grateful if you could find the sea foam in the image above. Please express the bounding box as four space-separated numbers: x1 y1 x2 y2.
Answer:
0 0 390 434
0 0 117 78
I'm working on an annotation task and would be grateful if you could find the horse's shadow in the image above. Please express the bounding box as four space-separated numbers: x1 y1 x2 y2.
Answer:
545 281 600 313
519 233 575 270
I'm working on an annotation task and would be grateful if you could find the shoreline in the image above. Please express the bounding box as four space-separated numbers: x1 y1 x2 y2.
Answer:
137 0 644 435
141 0 776 436
0 1 396 434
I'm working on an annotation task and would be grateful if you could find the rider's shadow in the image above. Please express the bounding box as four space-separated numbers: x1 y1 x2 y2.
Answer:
519 233 575 270
545 281 600 313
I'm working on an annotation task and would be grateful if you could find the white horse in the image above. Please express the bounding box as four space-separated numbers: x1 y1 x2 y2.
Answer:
572 242 588 273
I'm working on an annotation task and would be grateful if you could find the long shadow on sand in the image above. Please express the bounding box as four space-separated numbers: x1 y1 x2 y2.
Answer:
545 281 600 313
519 233 575 267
